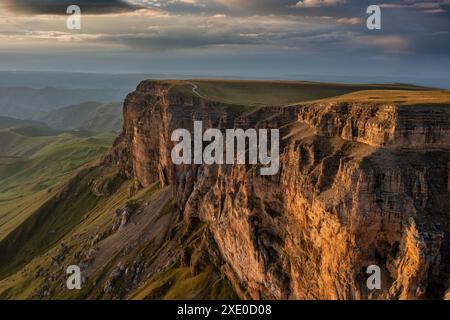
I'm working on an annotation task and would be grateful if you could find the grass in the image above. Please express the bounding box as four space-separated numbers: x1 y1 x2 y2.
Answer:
0 122 118 297
168 79 430 107
307 90 450 106
10 125 61 137
0 127 115 241
0 167 102 278
130 265 237 300
0 169 135 298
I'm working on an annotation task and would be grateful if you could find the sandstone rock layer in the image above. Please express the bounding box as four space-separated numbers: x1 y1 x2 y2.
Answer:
106 81 450 299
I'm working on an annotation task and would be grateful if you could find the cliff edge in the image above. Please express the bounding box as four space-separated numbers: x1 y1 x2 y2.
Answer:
104 80 450 299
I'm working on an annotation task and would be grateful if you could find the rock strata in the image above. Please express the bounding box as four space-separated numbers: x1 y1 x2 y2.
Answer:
105 81 450 299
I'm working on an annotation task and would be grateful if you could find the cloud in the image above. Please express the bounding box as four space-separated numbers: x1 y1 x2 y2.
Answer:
112 32 259 50
379 0 449 14
24 31 104 42
336 17 362 25
424 8 445 13
92 15 312 50
213 0 292 12
353 35 412 54
293 0 346 8
1 0 449 59
2 0 142 15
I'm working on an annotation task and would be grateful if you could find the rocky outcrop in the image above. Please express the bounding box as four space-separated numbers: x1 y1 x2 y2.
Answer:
296 103 450 149
106 80 450 300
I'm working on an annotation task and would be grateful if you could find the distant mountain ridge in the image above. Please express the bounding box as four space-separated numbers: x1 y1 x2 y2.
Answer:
41 101 123 133
0 87 128 120
0 116 46 129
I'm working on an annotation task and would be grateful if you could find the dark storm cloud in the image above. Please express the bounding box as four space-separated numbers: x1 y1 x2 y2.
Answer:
163 0 354 17
158 0 444 22
3 0 142 15
152 0 442 55
94 26 354 53
209 0 367 17
364 1 450 55
2 0 450 77
118 34 255 50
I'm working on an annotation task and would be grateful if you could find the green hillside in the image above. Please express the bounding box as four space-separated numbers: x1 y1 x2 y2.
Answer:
0 125 115 241
42 102 123 133
0 117 47 129
0 120 233 300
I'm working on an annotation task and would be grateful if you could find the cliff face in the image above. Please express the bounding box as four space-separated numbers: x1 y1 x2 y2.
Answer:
107 80 450 299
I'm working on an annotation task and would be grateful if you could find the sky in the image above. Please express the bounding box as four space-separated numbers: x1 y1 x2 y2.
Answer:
0 0 449 84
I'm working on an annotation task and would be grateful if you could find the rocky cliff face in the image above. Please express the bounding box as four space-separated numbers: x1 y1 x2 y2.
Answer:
106 80 450 299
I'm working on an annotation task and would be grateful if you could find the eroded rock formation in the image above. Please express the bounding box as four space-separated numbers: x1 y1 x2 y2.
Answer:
105 80 450 299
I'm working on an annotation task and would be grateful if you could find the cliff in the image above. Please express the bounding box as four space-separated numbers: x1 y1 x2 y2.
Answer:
105 80 450 299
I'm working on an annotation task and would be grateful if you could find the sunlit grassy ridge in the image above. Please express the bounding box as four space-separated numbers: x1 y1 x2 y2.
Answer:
168 79 431 107
306 90 450 106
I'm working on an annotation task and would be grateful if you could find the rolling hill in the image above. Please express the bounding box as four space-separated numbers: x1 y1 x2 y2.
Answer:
0 124 116 242
41 102 123 133
0 87 127 120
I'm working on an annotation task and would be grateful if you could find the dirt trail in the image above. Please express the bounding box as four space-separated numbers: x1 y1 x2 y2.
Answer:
189 83 205 99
